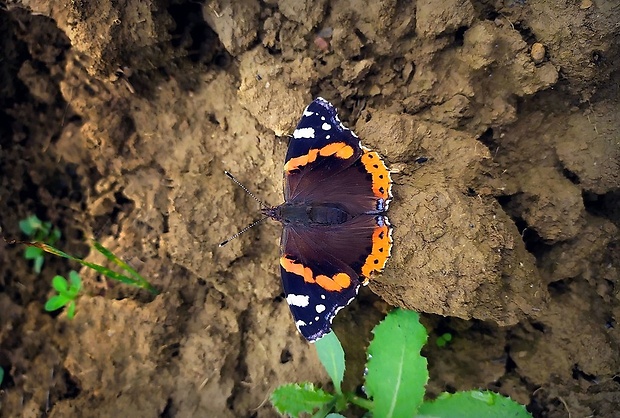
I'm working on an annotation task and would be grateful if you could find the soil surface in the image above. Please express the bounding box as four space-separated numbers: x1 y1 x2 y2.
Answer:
1 0 619 417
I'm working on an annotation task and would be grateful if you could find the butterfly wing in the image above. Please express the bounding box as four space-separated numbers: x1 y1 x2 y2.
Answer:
284 98 392 214
280 214 392 342
278 97 394 342
284 98 362 199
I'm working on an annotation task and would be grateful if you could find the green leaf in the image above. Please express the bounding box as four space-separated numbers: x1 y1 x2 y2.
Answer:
315 332 345 394
52 275 69 293
67 301 76 319
0 366 4 386
34 256 44 274
33 221 53 242
416 390 533 418
271 383 335 417
365 309 428 418
19 219 33 235
68 270 82 291
19 215 41 236
45 295 69 311
50 228 61 244
24 246 43 260
436 332 453 348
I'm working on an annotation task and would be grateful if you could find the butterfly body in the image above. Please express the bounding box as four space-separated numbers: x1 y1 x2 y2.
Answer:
265 97 394 342
264 202 354 226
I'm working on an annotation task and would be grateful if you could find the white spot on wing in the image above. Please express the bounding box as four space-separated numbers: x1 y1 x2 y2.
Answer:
315 316 320 321
316 304 326 313
321 294 326 300
287 294 310 307
321 123 332 131
293 127 315 139
303 109 314 117
295 320 307 329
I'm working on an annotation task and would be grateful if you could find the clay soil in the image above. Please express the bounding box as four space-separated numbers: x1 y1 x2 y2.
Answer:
1 0 619 417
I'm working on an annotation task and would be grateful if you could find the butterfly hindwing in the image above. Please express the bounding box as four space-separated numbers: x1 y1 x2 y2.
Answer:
280 227 361 342
280 214 392 341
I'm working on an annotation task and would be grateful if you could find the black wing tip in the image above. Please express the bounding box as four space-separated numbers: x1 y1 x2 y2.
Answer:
304 327 331 343
313 97 336 113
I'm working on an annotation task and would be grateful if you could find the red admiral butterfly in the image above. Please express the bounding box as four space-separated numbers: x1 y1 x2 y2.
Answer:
262 97 394 342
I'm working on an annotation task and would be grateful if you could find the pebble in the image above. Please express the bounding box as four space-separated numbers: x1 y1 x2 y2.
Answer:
531 43 545 64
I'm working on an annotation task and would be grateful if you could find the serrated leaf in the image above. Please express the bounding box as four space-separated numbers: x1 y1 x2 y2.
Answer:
365 309 428 418
52 275 69 293
315 332 345 394
416 390 533 418
45 295 69 311
271 382 335 417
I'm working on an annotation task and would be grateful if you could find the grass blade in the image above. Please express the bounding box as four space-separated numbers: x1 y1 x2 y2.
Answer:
92 240 157 294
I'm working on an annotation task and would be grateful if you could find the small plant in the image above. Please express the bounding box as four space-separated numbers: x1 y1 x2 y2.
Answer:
19 215 61 274
31 240 158 319
271 309 532 418
10 222 159 318
30 240 158 295
436 332 453 348
45 270 82 319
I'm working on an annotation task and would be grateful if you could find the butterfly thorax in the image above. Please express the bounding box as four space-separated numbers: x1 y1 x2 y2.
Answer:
263 202 351 226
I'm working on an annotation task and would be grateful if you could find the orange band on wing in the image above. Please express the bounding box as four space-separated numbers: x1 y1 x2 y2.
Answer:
281 256 352 291
360 150 391 200
280 256 315 283
360 223 392 281
284 143 355 172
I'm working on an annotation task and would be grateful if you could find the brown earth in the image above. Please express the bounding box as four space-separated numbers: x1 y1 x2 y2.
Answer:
0 0 619 417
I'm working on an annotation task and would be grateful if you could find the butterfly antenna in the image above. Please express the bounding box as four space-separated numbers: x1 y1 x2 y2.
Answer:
224 170 268 208
219 216 268 247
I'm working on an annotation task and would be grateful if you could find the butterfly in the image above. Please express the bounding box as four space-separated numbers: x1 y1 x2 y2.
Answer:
261 97 394 342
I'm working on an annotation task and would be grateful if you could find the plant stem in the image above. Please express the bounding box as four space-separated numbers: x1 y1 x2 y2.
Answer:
347 393 373 411
311 398 337 418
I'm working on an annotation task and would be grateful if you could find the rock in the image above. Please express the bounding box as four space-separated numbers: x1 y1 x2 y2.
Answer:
531 42 546 63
